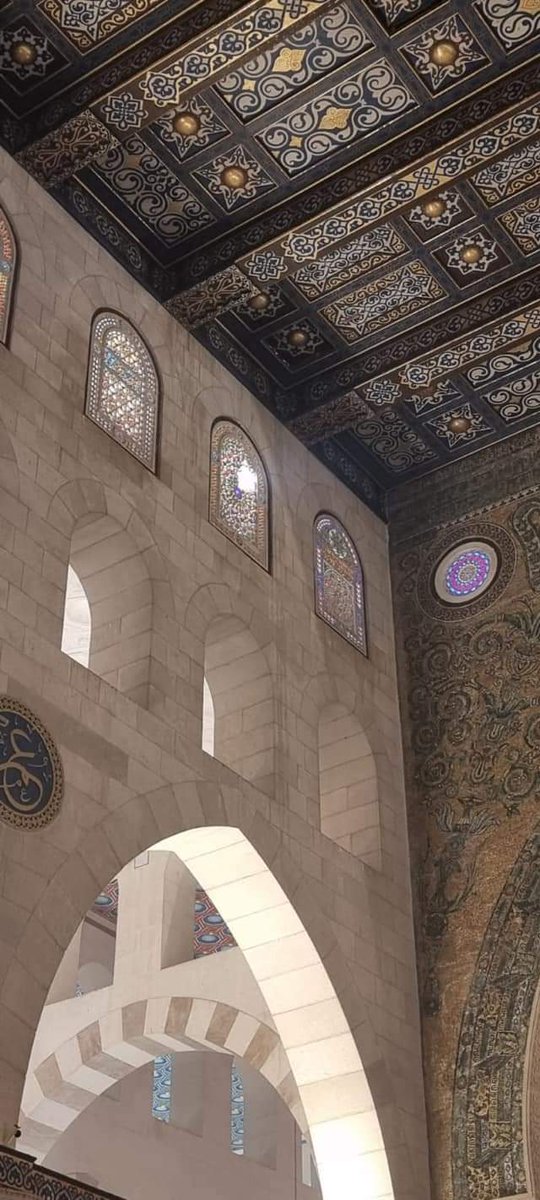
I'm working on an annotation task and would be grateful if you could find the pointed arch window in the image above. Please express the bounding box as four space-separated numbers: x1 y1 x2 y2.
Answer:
0 206 16 345
209 419 269 570
85 311 159 470
314 513 367 655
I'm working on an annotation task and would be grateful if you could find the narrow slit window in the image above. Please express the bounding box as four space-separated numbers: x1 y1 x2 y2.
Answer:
152 1054 172 1122
230 1059 245 1155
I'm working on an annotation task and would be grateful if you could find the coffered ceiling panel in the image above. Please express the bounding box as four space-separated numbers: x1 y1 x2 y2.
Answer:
1 0 538 518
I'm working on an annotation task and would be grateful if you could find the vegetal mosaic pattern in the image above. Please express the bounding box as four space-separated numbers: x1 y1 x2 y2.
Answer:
216 3 371 119
86 311 159 470
323 260 445 343
428 403 492 449
291 223 406 299
130 0 332 114
354 406 436 472
465 334 540 387
499 195 540 254
483 369 540 422
0 206 16 345
3 0 540 512
39 0 167 51
243 102 540 280
258 59 416 176
231 1061 245 1154
96 136 212 241
209 419 269 570
475 0 540 48
16 112 119 189
152 1054 172 1121
314 513 366 653
471 137 540 204
453 827 540 1200
402 14 487 94
193 887 237 956
0 698 63 830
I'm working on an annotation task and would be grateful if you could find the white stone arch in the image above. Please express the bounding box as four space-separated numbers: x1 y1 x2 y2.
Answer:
7 785 405 1200
22 995 301 1157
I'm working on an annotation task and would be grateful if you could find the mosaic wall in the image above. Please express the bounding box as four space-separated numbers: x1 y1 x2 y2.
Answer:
389 430 540 1200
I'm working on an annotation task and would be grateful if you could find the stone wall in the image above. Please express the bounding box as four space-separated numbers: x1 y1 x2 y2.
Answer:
0 146 428 1200
389 429 540 1200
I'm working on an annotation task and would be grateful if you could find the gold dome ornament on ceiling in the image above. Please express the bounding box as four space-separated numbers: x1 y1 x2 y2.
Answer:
429 39 460 67
460 244 483 265
288 329 308 348
220 166 248 190
421 196 446 219
172 111 201 137
10 40 37 65
249 293 271 312
448 415 472 434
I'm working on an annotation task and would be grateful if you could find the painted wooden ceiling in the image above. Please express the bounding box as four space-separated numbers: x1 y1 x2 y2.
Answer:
1 0 539 517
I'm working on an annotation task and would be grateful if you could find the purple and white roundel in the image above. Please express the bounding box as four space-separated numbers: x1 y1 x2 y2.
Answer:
434 540 498 605
444 549 491 597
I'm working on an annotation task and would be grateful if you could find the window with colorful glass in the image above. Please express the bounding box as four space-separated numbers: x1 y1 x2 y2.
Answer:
152 1054 172 1122
85 311 159 470
0 206 16 345
230 1059 245 1155
314 514 367 654
433 539 499 605
209 419 269 570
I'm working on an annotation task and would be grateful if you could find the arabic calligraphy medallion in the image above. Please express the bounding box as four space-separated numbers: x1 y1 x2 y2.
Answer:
0 697 63 829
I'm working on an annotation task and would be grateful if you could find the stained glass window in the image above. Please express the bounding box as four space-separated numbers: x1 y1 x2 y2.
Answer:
230 1060 245 1155
209 419 269 570
152 1054 172 1122
86 311 159 470
0 206 16 345
314 513 367 654
434 540 499 605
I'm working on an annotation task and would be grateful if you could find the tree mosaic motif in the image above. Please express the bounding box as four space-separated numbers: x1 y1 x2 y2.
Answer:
209 419 269 570
314 514 367 654
230 1060 245 1155
86 311 159 470
0 206 16 345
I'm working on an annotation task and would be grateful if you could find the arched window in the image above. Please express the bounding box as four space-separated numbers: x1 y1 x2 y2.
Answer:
209 419 269 570
0 205 16 345
85 311 159 470
313 513 367 654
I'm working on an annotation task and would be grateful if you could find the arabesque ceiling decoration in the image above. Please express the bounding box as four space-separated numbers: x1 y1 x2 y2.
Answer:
1 0 539 517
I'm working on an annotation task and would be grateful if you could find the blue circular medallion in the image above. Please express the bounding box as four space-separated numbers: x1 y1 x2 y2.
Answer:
0 697 63 829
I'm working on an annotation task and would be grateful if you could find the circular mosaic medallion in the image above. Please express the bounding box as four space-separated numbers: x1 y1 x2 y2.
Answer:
434 541 499 604
416 521 516 622
0 697 63 830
